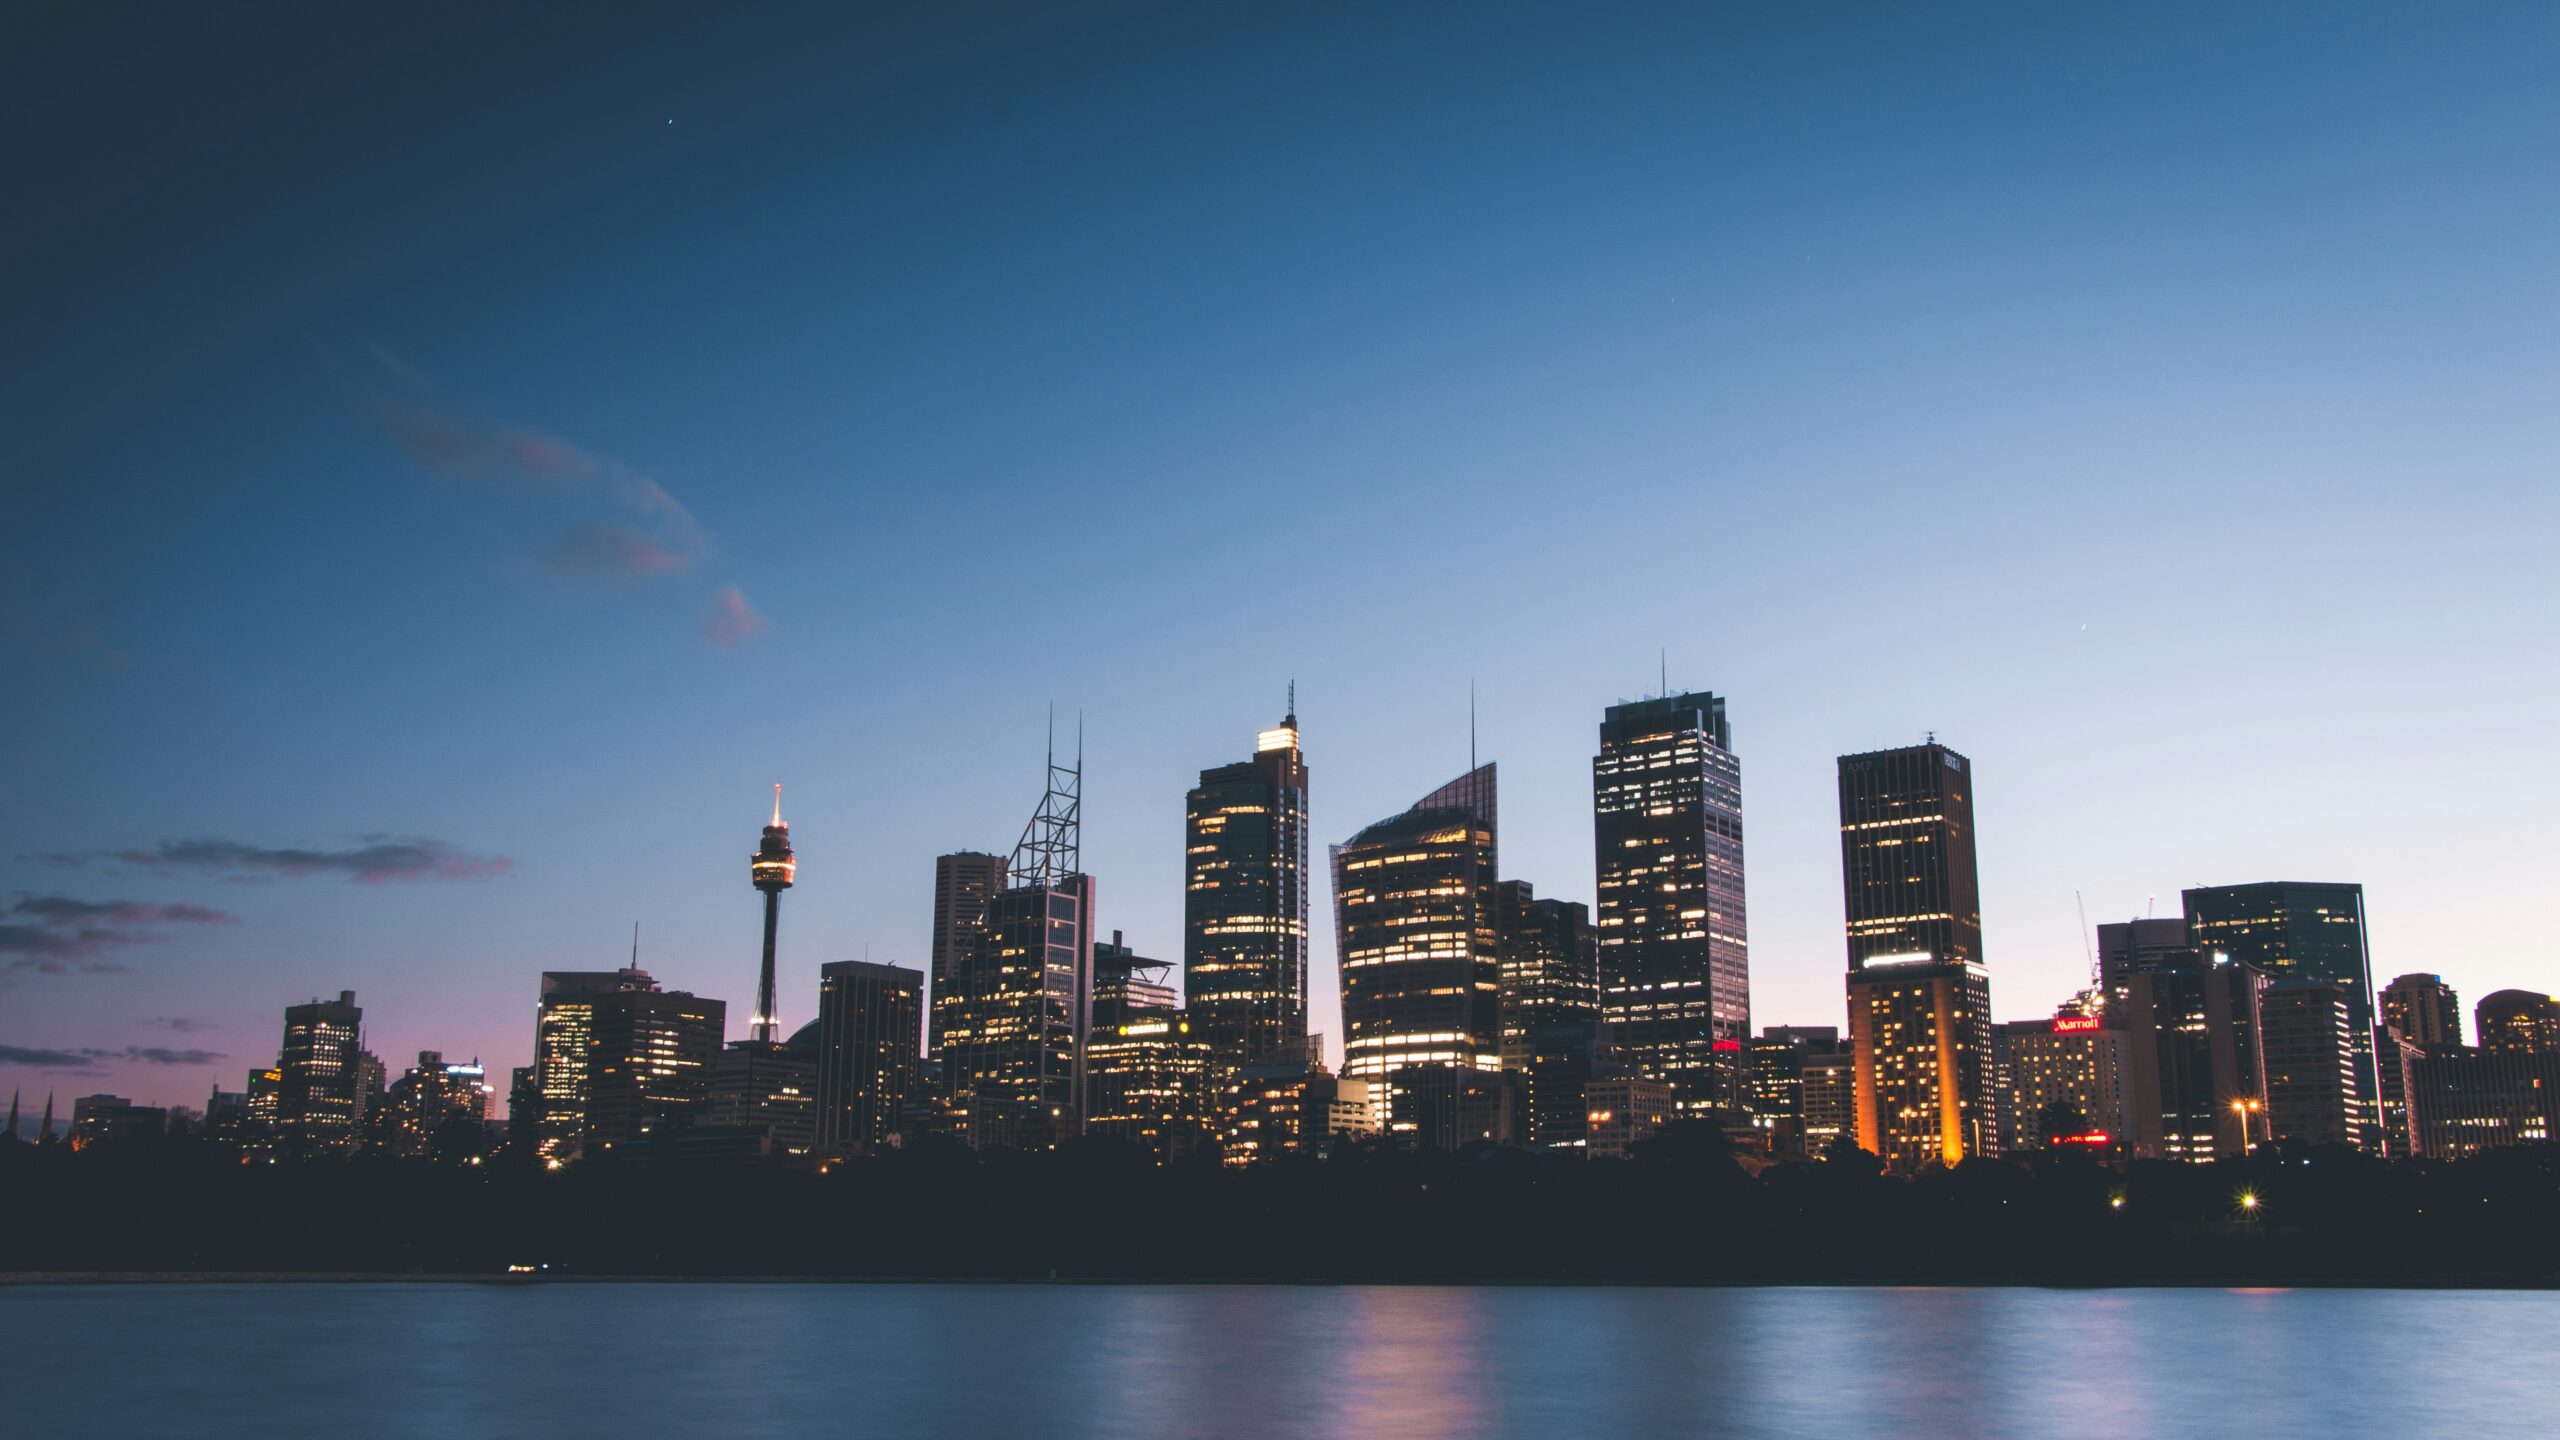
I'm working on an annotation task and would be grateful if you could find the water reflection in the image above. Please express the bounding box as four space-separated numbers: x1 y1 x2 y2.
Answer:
3 1283 2556 1440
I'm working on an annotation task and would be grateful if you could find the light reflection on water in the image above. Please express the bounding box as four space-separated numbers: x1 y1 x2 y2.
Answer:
4 1283 2557 1439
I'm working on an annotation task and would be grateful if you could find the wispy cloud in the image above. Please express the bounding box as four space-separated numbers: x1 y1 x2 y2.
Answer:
66 836 511 885
0 1043 227 1070
705 584 770 648
146 1016 217 1034
1 895 237 977
367 356 765 647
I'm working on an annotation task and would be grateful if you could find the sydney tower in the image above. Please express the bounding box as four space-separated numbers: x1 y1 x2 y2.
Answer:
749 783 796 1042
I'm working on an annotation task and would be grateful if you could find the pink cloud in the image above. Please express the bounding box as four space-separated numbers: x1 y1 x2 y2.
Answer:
706 585 770 648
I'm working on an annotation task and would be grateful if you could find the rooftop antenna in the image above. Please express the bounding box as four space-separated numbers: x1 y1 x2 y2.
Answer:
1659 648 1668 699
2147 893 2157 919
628 921 640 972
1469 680 1478 773
2076 892 2096 989
771 782 783 828
1287 677 1296 723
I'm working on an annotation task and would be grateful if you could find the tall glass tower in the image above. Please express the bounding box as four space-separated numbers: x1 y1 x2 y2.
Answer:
1592 690 1748 1108
1183 703 1311 1077
1332 763 1500 1088
1838 741 1996 1169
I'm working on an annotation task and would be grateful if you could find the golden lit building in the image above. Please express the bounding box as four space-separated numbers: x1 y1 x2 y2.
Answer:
1332 763 1500 1104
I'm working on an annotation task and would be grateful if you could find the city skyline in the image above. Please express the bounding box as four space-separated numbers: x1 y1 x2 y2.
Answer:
7 5 2558 1113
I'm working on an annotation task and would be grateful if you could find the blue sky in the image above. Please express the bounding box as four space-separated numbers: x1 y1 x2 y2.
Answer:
4 3 2555 1114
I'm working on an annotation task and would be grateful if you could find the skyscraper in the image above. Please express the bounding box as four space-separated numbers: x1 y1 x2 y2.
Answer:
939 734 1095 1150
274 990 365 1157
1592 691 1748 1108
812 960 924 1158
2108 947 2269 1162
927 851 1008 1061
1838 742 1996 1169
2182 882 2378 1140
2258 982 2364 1148
1495 880 1599 1150
2096 917 2194 988
2474 990 2560 1055
1184 703 1311 1078
530 962 723 1160
1333 763 1500 1093
2380 973 2463 1052
749 784 796 1042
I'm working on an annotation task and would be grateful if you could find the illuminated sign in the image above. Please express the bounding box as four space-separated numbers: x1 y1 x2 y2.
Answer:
2053 1131 2112 1146
1711 1039 1742 1052
2052 1015 2102 1034
1863 951 1936 968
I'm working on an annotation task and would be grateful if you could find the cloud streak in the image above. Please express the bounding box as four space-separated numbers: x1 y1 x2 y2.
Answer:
0 1043 228 1069
370 367 765 647
76 837 511 885
1 895 238 977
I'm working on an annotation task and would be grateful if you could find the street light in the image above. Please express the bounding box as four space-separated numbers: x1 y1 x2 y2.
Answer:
2230 1097 2262 1157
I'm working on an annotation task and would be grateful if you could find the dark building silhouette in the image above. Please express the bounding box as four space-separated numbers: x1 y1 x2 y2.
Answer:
748 784 797 1043
1495 881 1598 1067
2259 982 2364 1147
382 1052 493 1160
68 1094 165 1148
2381 973 2464 1052
275 990 365 1157
1333 763 1500 1102
1744 1027 1842 1158
2108 948 2269 1161
2096 917 2193 988
2183 882 2378 1141
1592 691 1748 1109
1091 932 1178 1029
941 737 1094 1151
813 960 923 1157
2474 989 2560 1055
1838 742 1995 1169
1388 1064 1524 1150
1221 1038 1375 1163
1584 1074 1675 1159
927 851 1008 1063
1183 705 1311 1083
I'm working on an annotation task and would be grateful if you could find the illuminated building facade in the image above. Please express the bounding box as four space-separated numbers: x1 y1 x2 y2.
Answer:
748 784 797 1043
1183 706 1311 1079
1382 1064 1524 1149
927 851 1008 1062
2107 944 2268 1161
2380 974 2463 1052
1993 1017 2133 1148
1333 763 1500 1098
382 1051 494 1159
2474 989 2560 1055
2408 1048 2560 1159
1799 1049 1854 1155
1092 932 1179 1027
708 1037 819 1159
1220 1038 1374 1163
2258 982 2364 1147
1085 1011 1215 1161
1838 742 1994 1168
531 966 723 1160
1494 880 1599 1149
1583 1074 1674 1159
1744 1026 1841 1157
2183 882 2378 1136
1592 691 1748 1109
275 990 365 1157
813 960 924 1157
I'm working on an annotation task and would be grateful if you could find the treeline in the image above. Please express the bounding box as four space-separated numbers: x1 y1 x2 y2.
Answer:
7 1129 2558 1284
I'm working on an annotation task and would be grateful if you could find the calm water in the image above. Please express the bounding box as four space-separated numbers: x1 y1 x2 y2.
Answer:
4 1283 2555 1439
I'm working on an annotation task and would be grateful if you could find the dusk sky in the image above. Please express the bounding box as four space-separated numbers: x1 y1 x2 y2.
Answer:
5 3 2555 1116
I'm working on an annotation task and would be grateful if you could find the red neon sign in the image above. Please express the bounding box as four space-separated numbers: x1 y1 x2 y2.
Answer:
1712 1039 1742 1052
2052 1015 2102 1034
2053 1131 2112 1146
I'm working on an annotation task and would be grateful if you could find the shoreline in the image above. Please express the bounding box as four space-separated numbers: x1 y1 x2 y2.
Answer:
7 1271 2554 1291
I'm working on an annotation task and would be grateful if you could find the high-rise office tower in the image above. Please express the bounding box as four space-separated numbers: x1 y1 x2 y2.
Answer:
1495 880 1599 1150
707 1035 818 1159
940 733 1095 1150
1993 1015 2134 1149
1592 691 1748 1108
2474 990 2560 1055
2258 982 2364 1147
2097 917 2194 988
2380 973 2463 1052
1333 763 1501 1093
382 1051 494 1159
1091 932 1180 1029
2183 882 2378 1140
749 784 796 1043
530 960 723 1160
1086 1010 1215 1162
812 960 924 1158
2408 1048 2560 1158
2107 947 2269 1161
1184 703 1311 1077
1838 742 1995 1169
274 990 365 1157
927 851 1008 1060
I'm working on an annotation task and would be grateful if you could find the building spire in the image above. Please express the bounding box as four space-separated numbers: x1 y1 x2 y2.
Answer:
5 1089 17 1144
1469 680 1478 773
771 782 784 829
38 1090 55 1145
